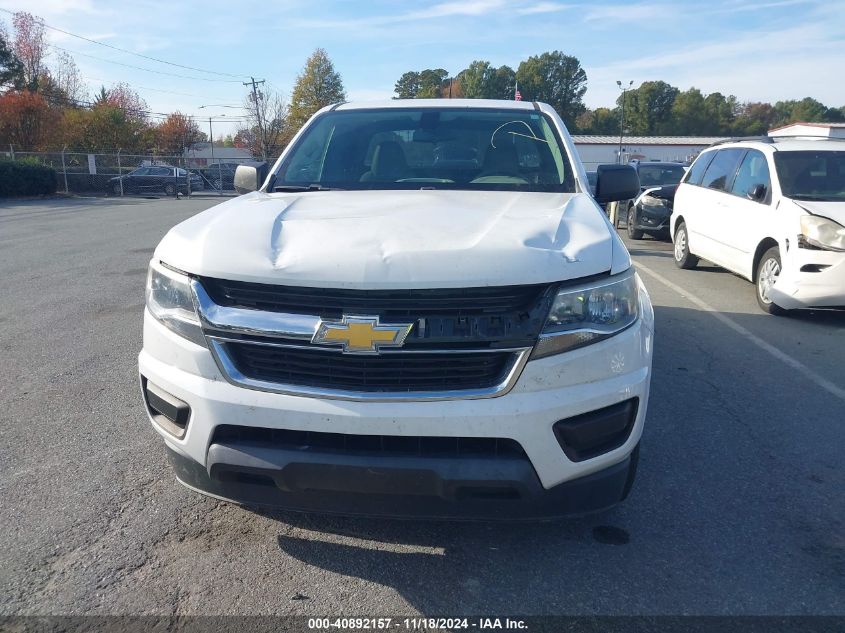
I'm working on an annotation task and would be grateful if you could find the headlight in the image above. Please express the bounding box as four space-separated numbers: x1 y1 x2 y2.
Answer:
145 264 206 347
800 215 845 252
640 194 667 209
532 269 640 359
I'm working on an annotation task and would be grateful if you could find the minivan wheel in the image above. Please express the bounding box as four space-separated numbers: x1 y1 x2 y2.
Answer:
112 182 122 195
627 206 644 239
164 183 176 196
755 246 788 315
673 222 699 269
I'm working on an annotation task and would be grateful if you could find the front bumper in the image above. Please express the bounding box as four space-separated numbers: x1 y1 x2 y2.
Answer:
633 205 671 232
771 248 845 309
166 442 638 520
139 291 653 517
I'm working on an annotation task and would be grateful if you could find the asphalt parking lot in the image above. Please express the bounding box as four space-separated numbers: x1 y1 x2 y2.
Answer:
1 196 843 617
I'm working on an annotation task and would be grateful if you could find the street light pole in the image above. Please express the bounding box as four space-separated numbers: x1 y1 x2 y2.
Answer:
208 117 214 161
199 105 231 194
617 80 633 164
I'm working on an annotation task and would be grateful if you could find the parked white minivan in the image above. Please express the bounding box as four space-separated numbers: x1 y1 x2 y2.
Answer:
671 137 845 313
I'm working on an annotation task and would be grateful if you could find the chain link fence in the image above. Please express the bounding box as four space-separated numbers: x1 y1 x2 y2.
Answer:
2 146 257 197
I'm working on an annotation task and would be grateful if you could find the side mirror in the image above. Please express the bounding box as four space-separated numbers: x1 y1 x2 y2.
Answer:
234 165 259 194
594 164 641 204
747 183 767 201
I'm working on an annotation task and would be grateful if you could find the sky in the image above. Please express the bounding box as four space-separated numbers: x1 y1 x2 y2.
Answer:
1 0 843 138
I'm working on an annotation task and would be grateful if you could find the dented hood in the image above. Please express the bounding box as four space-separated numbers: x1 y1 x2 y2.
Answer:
155 190 619 289
790 199 845 226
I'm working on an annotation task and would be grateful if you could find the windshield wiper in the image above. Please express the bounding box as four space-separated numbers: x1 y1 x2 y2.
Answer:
273 184 341 192
790 193 842 201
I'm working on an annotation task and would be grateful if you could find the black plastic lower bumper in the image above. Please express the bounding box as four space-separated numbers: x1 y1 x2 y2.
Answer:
166 440 638 520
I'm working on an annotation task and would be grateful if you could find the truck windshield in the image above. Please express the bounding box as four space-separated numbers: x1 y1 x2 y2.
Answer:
273 107 576 193
774 150 845 201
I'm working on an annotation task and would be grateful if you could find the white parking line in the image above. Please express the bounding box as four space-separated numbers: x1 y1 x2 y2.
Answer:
636 261 845 403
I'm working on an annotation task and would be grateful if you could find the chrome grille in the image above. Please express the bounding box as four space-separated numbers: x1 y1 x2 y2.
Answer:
192 278 538 401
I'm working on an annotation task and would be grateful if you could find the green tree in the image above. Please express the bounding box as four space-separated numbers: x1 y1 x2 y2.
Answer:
703 92 736 135
516 51 587 126
459 60 493 98
489 65 516 100
732 102 777 135
773 97 832 125
394 71 421 98
620 80 679 135
457 61 517 100
669 88 709 135
287 48 346 133
576 107 618 134
0 28 24 90
417 68 449 98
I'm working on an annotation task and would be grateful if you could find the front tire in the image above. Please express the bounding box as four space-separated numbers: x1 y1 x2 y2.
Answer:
164 183 176 196
755 247 788 315
627 206 644 239
673 221 699 269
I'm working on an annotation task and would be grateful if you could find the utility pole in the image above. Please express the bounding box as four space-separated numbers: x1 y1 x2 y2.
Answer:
243 77 267 161
617 80 633 164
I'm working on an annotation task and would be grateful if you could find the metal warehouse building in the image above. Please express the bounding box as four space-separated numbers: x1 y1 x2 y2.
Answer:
573 135 726 170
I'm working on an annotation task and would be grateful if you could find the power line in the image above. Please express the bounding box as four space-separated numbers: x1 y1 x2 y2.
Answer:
0 7 250 79
81 76 245 102
38 89 250 122
50 44 245 83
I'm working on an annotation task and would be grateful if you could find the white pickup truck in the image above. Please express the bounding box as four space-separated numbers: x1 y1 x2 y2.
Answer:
139 99 653 519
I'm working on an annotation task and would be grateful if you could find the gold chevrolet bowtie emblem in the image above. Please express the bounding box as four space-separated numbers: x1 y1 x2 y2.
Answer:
312 316 413 354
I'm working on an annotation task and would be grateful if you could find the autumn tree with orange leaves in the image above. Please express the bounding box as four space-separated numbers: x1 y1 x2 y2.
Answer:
155 112 206 154
0 90 59 149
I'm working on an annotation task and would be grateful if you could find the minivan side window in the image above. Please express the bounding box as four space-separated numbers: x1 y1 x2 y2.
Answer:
700 148 745 191
683 151 716 186
730 150 771 203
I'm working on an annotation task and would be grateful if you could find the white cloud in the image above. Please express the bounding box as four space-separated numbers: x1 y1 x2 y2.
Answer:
583 3 671 23
708 0 816 14
515 2 572 15
411 0 507 19
291 0 508 29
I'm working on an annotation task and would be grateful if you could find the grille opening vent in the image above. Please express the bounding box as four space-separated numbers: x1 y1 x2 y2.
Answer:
223 342 515 393
211 425 528 460
200 277 550 318
553 398 638 462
